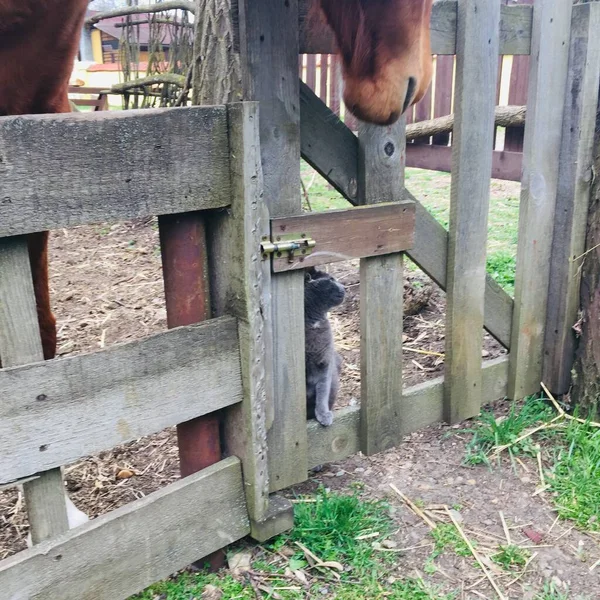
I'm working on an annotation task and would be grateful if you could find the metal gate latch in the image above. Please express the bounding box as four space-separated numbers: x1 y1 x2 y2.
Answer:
260 232 316 263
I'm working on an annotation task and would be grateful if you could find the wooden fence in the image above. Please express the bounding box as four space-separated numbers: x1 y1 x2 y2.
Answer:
68 86 110 111
300 0 534 182
1 0 599 597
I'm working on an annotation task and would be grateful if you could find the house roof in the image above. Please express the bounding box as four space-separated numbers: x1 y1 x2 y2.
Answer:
86 9 178 46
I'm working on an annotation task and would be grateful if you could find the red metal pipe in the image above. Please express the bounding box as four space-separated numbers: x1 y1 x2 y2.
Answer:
158 212 225 571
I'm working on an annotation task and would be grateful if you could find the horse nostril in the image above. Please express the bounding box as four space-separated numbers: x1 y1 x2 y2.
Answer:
402 76 417 114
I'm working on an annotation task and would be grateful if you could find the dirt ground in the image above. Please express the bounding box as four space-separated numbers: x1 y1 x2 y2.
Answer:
0 219 596 598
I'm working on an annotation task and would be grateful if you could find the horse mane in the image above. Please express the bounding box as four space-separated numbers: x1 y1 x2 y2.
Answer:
316 0 376 77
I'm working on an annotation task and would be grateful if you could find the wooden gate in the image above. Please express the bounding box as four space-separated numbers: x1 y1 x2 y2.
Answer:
1 0 599 597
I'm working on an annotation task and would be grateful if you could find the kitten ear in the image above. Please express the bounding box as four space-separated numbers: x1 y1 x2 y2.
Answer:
305 266 318 280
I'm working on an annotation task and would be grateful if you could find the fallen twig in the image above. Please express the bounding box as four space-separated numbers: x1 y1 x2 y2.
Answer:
389 484 437 529
445 507 507 600
499 512 511 545
541 381 600 428
491 417 564 456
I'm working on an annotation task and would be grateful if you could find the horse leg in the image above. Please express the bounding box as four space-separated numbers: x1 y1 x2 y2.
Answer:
27 231 56 360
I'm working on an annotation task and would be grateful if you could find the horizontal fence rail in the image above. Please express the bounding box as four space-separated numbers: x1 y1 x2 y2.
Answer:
269 202 415 272
307 356 509 469
0 106 231 237
0 316 242 483
0 458 250 600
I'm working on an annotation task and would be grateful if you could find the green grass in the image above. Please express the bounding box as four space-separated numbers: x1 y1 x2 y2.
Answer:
430 524 471 559
274 486 394 570
134 488 455 600
464 396 555 465
486 250 516 296
548 417 600 531
491 545 530 570
464 395 600 534
301 162 520 295
534 581 571 600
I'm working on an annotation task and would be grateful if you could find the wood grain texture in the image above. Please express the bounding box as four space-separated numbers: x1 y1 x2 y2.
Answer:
299 90 514 349
239 0 308 491
444 0 500 424
298 0 532 56
300 81 359 203
206 103 271 524
0 106 231 238
0 237 69 543
543 3 600 394
23 469 70 546
270 201 415 272
358 120 405 455
0 316 243 483
0 238 45 368
508 0 573 400
307 356 509 469
192 0 242 105
0 457 250 600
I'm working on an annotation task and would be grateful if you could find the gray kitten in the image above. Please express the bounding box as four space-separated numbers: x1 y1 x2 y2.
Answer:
304 266 345 426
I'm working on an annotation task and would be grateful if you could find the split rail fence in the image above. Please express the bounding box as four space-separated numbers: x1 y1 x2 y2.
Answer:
0 0 599 598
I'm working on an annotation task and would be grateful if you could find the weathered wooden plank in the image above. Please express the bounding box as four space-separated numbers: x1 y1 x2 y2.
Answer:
0 316 243 483
358 121 405 455
270 201 415 272
298 1 532 56
432 55 454 146
299 84 513 349
207 103 272 527
543 3 600 395
504 0 534 153
0 237 69 543
0 239 45 368
406 144 523 183
444 0 500 424
299 80 359 203
307 356 509 469
508 0 573 400
0 457 250 600
22 470 70 547
0 106 231 238
239 0 308 492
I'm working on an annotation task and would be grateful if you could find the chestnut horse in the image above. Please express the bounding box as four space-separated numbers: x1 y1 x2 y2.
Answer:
0 0 433 370
0 0 90 368
0 0 91 535
318 0 434 125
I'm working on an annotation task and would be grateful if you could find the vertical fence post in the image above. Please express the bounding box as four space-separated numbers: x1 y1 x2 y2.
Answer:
508 0 573 400
207 102 293 541
358 119 406 455
239 0 308 491
542 2 600 395
504 0 534 153
444 0 500 424
0 238 69 543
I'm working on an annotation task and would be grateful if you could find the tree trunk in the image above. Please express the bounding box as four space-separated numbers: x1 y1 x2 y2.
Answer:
571 103 600 416
191 0 241 105
406 105 526 141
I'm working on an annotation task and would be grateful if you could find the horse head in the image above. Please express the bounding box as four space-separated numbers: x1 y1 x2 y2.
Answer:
318 0 434 125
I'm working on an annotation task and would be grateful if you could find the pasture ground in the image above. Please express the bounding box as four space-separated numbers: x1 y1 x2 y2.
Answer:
1 167 597 598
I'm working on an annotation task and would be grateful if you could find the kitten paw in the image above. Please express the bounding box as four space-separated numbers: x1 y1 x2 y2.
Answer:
316 410 334 427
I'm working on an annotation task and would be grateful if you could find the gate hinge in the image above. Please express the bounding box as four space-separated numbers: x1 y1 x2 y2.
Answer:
260 232 316 264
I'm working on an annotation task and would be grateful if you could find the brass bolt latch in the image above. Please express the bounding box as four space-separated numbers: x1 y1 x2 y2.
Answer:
260 232 316 264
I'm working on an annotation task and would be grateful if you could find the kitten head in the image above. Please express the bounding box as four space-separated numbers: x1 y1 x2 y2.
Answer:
304 267 345 313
